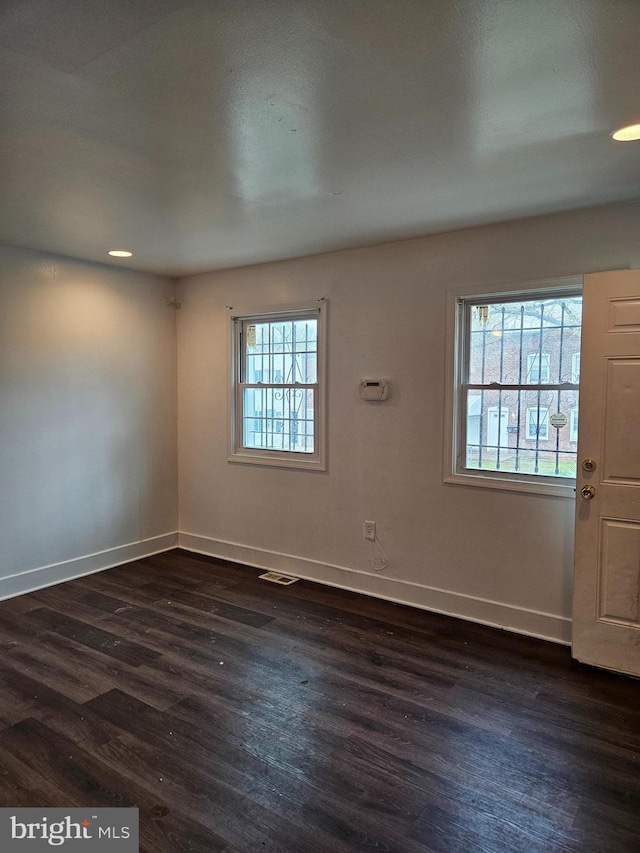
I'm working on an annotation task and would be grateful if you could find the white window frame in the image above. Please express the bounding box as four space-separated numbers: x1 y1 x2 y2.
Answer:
526 352 550 383
571 352 581 384
443 276 582 497
228 300 327 471
526 406 549 441
570 407 579 443
487 406 510 448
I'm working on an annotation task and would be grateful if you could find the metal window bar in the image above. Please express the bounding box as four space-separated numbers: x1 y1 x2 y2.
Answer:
239 315 318 455
496 304 506 470
515 303 524 472
534 303 545 473
554 301 566 475
241 384 317 452
461 293 582 479
479 311 487 469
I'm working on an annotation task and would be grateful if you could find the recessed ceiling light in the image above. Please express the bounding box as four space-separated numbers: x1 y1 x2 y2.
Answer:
611 123 640 141
108 250 133 257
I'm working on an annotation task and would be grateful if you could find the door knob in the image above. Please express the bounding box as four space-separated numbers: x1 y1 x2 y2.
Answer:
582 458 597 473
580 485 596 500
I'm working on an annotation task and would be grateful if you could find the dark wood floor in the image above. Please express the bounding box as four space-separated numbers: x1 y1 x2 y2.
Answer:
0 549 638 852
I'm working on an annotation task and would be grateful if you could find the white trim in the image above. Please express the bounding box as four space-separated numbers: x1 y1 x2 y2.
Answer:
443 275 582 497
0 533 177 601
178 531 571 644
228 300 327 471
226 299 324 320
444 470 576 497
448 275 583 303
228 450 326 471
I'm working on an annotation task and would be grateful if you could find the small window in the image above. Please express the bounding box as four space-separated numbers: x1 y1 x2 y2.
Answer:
527 407 549 440
448 285 582 493
526 353 550 383
229 302 326 470
571 352 581 384
570 407 579 443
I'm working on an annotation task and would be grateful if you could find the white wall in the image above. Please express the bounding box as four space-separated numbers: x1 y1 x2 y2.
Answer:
0 246 178 597
177 201 640 644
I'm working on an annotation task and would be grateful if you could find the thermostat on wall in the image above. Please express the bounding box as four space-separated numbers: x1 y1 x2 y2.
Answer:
359 379 389 401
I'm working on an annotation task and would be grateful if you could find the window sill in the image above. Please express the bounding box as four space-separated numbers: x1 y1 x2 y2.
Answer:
228 450 326 472
444 470 576 498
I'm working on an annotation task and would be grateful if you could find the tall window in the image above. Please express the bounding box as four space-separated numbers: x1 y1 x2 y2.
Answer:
571 352 581 383
570 407 579 443
452 288 582 488
230 303 326 469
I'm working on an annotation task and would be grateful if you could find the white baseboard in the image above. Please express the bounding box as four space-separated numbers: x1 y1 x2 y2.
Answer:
178 531 572 645
0 533 178 601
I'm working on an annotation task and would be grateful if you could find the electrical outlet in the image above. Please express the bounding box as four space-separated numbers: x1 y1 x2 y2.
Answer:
363 521 376 541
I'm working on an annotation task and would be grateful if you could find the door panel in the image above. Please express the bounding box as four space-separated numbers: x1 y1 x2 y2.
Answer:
608 297 640 331
598 519 640 625
602 359 640 481
573 269 640 676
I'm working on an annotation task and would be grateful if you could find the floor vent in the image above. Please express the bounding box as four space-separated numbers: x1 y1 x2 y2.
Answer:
259 571 300 585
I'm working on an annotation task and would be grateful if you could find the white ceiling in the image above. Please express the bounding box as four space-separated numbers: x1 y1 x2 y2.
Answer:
1 0 639 276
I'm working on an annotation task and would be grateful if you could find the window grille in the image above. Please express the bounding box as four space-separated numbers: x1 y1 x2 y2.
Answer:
229 303 326 470
458 292 582 480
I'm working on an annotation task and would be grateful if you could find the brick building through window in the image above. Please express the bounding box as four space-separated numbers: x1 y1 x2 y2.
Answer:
462 294 582 479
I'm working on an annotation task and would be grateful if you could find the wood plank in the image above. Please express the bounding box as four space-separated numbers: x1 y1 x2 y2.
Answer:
0 631 178 710
0 594 41 615
163 588 275 628
0 548 638 853
0 718 228 852
23 607 162 667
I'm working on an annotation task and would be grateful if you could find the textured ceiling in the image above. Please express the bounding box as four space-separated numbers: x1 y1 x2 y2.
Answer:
1 0 639 276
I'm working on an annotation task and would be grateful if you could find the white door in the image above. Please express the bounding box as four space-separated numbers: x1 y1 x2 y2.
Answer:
487 406 509 449
573 269 640 676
